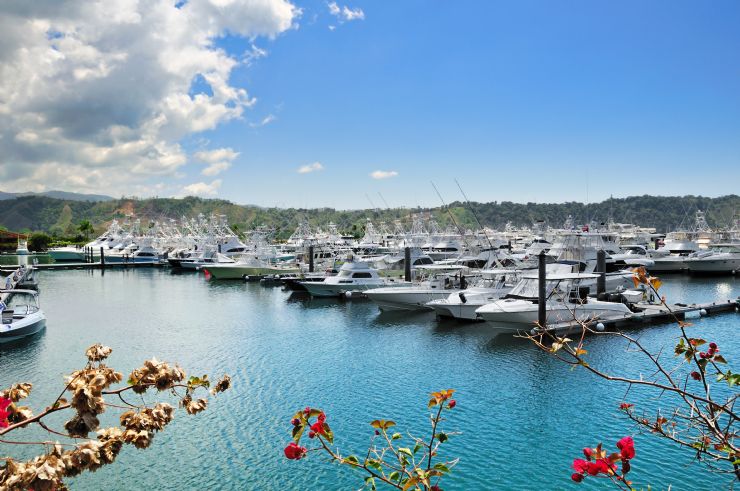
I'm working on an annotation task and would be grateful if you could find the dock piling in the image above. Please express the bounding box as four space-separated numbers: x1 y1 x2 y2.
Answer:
100 247 105 269
308 245 314 273
538 251 546 328
596 249 606 296
404 247 411 282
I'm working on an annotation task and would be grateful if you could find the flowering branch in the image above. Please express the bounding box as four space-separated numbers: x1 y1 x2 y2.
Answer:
0 344 231 490
521 267 739 486
283 390 459 490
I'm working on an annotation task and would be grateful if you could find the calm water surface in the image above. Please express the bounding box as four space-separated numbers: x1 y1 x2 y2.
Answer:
0 260 737 490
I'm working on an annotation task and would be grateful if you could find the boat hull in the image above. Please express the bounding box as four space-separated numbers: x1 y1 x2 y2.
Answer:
0 313 46 342
365 288 455 311
686 258 740 274
204 264 300 280
476 300 633 333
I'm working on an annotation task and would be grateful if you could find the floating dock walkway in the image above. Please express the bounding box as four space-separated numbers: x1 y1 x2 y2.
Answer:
548 298 740 334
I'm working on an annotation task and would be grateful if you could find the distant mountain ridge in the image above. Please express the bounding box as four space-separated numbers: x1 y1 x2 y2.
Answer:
0 194 737 238
0 190 114 202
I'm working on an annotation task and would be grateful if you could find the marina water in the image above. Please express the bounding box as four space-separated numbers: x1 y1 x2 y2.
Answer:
0 260 737 490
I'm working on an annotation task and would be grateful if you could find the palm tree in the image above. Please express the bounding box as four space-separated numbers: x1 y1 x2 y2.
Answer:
77 220 94 240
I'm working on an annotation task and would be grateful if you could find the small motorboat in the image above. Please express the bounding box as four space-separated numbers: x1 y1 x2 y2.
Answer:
0 289 46 343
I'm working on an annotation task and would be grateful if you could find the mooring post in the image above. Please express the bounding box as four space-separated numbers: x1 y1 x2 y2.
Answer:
404 247 412 282
538 251 547 328
100 247 105 270
508 240 512 253
308 245 314 273
596 249 606 296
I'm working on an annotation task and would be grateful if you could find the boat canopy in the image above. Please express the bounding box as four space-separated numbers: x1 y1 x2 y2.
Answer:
519 272 601 280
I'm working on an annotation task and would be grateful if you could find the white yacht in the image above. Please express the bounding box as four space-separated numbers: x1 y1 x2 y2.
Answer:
203 256 299 280
426 270 518 320
649 237 701 272
47 245 85 262
685 244 740 274
104 239 163 264
0 290 46 342
300 260 411 298
15 239 30 255
474 273 633 333
609 245 654 269
364 265 471 311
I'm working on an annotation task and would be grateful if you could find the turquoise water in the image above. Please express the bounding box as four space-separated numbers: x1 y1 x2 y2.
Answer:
0 262 737 490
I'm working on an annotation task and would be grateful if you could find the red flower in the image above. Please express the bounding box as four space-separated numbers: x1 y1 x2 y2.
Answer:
622 459 631 474
587 459 614 476
310 422 323 435
317 412 326 424
571 473 584 482
430 486 443 491
0 397 11 429
690 371 701 381
619 402 634 410
303 406 311 415
582 447 593 460
616 436 635 460
284 442 307 460
709 342 718 352
572 459 589 474
291 418 300 426
448 399 456 409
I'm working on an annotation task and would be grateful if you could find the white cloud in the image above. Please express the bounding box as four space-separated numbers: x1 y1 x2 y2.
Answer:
0 0 300 196
194 147 239 176
327 2 364 24
182 179 222 196
370 170 398 179
298 162 324 174
250 114 277 127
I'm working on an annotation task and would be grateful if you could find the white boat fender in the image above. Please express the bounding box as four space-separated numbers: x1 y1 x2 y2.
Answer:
345 291 353 299
699 309 707 316
595 322 605 332
684 310 701 319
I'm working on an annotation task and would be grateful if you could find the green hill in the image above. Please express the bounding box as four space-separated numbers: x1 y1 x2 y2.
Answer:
0 194 737 239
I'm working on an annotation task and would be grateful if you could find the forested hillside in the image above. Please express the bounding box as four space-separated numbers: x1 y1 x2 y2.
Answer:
0 194 737 238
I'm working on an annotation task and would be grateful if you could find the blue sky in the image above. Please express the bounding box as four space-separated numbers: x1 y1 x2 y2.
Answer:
2 1 738 208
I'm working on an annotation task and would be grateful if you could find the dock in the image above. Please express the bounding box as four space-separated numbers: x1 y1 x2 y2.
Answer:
1 261 165 271
547 298 740 334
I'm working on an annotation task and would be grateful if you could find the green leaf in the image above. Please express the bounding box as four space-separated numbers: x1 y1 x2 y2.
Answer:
292 423 305 443
309 409 324 418
344 455 359 465
322 423 334 445
689 338 706 347
437 432 448 443
392 432 402 440
366 459 383 472
398 447 413 458
433 463 450 473
713 354 727 364
389 471 400 481
413 442 422 455
364 476 376 491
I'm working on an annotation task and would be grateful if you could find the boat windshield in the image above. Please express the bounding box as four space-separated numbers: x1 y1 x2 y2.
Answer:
507 278 561 299
3 293 39 313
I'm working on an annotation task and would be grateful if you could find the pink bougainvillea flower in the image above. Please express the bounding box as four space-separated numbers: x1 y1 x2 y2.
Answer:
619 402 634 410
0 397 11 428
284 442 307 460
690 371 701 381
582 447 593 460
448 399 456 409
571 472 584 482
616 436 635 460
572 459 589 474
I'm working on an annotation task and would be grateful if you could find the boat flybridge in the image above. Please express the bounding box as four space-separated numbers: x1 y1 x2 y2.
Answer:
474 272 633 333
300 259 411 298
15 239 29 255
0 290 46 342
